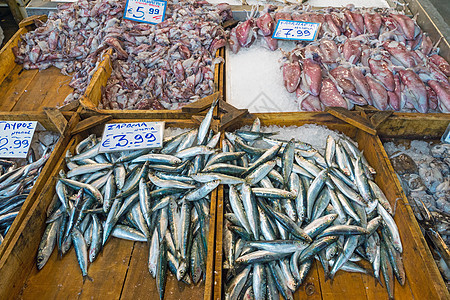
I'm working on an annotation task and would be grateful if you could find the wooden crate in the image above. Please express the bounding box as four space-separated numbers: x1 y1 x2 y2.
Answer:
0 22 77 112
0 110 77 259
213 112 450 300
374 112 450 140
79 47 224 118
0 117 218 300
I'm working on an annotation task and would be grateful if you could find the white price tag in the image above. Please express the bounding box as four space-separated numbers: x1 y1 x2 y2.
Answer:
442 122 450 144
100 122 165 153
272 20 321 41
0 121 37 158
124 0 167 24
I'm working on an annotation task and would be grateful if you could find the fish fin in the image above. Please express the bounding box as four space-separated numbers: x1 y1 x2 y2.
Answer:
83 274 94 283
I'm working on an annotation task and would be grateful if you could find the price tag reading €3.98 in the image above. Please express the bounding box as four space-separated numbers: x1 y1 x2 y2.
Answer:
124 0 167 24
0 121 37 158
100 122 165 153
272 20 321 41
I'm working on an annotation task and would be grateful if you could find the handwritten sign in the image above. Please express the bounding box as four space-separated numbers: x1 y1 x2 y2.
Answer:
100 122 165 153
442 122 450 144
124 0 167 24
272 20 320 41
0 121 37 158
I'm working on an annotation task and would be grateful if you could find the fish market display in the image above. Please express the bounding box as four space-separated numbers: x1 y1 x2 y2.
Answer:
37 101 219 298
0 130 57 245
228 5 450 113
385 140 450 288
218 119 404 299
13 0 231 110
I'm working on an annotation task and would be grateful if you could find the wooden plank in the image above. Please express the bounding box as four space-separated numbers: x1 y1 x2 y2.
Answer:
213 185 223 300
21 238 133 300
121 241 206 300
59 99 80 112
325 107 377 135
18 15 47 28
0 111 72 132
370 111 394 128
356 131 449 299
375 112 450 139
44 107 68 135
0 27 29 86
316 264 368 299
182 92 220 114
80 49 113 109
11 67 73 111
204 186 218 300
0 65 39 111
298 261 324 299
71 115 112 135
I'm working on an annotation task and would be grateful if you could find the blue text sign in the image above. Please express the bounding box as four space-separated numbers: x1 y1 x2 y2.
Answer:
272 20 320 41
0 121 37 158
100 122 165 152
124 0 166 24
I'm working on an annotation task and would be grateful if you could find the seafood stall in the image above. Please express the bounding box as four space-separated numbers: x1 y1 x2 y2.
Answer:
0 110 220 299
0 16 77 112
213 110 450 299
225 3 450 114
0 0 448 298
0 110 75 257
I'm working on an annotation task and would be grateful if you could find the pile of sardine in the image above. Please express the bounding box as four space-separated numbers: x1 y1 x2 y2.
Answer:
13 0 232 110
37 102 220 298
0 131 55 245
218 119 404 299
228 4 450 113
385 140 450 287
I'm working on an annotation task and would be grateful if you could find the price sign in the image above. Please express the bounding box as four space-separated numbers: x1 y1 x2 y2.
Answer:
272 20 320 41
124 0 167 24
100 122 164 153
0 121 37 158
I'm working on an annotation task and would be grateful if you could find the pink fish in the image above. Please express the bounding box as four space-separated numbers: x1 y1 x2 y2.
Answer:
398 69 428 113
429 54 450 76
366 75 388 110
428 80 450 112
368 58 395 91
319 79 348 108
301 58 322 96
256 13 275 36
343 39 362 64
283 62 302 93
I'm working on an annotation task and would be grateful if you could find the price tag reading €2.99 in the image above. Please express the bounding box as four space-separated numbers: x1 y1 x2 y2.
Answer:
0 121 37 158
272 20 321 41
100 121 165 153
124 0 167 24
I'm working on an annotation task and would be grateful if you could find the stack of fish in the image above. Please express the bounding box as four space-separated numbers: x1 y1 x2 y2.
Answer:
215 119 404 299
13 0 232 110
228 4 450 113
37 102 220 298
0 145 51 245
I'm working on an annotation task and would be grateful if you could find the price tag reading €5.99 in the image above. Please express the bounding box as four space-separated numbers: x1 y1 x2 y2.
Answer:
124 0 167 24
100 122 165 153
272 20 321 41
0 121 37 158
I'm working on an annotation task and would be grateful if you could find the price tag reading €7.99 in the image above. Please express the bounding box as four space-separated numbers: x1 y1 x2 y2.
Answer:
0 121 37 158
100 122 165 153
124 0 167 24
272 20 321 41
